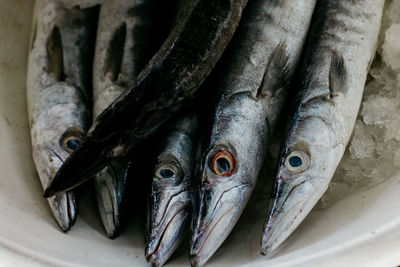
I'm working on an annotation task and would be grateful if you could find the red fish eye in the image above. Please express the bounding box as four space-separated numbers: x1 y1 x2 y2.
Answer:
211 150 235 177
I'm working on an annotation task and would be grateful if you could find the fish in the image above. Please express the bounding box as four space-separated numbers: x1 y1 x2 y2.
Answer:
27 0 98 231
145 113 200 267
189 0 317 265
44 0 249 198
261 0 385 256
91 0 175 238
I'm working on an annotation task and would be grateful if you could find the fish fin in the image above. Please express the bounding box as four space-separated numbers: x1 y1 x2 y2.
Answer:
46 26 65 81
257 42 292 99
329 50 347 97
104 23 127 81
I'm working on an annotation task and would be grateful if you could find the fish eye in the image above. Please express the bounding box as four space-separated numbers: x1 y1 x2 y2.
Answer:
211 150 235 177
60 128 83 153
284 150 310 173
62 136 82 152
155 163 181 180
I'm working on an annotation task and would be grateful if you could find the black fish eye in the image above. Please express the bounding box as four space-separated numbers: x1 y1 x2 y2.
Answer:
288 156 302 167
159 168 174 178
66 138 81 150
216 158 230 173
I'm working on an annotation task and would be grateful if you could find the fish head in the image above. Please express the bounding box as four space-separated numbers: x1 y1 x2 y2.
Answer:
146 152 191 266
191 101 267 266
31 85 89 230
261 115 339 256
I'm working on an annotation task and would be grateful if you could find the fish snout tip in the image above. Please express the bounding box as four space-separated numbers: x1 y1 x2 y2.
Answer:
145 244 169 267
43 187 56 198
260 244 273 257
145 251 161 267
190 254 205 267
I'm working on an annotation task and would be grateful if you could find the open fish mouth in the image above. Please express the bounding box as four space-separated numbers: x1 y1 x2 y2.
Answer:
146 207 188 266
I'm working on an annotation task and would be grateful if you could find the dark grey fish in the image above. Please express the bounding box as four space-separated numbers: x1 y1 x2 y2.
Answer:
145 113 199 267
261 0 385 256
189 0 317 265
27 0 98 231
92 0 172 238
44 0 249 198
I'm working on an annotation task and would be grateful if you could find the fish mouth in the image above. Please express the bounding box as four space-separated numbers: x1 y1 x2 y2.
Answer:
146 207 189 266
261 178 317 256
41 150 77 232
48 190 77 232
190 185 245 267
95 174 120 238
94 160 129 239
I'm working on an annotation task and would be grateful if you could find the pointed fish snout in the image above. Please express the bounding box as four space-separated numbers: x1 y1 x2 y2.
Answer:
190 186 246 266
261 179 314 256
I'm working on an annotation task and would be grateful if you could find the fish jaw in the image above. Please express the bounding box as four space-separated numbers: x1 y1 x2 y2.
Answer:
261 177 318 256
48 191 77 232
146 189 190 267
190 183 249 267
94 159 129 238
33 145 80 231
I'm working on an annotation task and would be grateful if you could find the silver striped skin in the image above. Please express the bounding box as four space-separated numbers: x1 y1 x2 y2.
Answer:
27 0 96 231
261 0 385 256
145 114 199 267
92 0 160 238
190 0 317 266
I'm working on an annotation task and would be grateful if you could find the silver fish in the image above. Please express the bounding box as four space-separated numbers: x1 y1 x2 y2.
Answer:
27 0 98 231
145 113 199 267
261 0 385 256
190 0 317 265
92 0 164 238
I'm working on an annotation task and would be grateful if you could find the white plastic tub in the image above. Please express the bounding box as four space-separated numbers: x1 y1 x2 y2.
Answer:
1 0 400 266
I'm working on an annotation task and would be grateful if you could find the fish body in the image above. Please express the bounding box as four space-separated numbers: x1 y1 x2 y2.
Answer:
92 0 172 238
261 0 385 256
146 113 199 267
190 0 317 265
27 0 98 231
44 0 249 197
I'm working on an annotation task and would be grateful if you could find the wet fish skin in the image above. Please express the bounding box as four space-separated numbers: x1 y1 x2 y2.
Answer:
190 0 317 265
261 0 385 256
145 113 199 267
27 0 98 231
92 0 173 239
44 0 249 198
